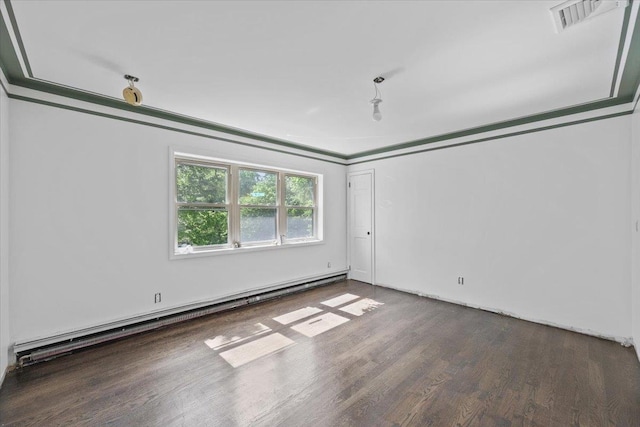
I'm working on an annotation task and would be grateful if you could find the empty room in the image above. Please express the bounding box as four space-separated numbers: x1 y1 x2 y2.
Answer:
1 1 640 425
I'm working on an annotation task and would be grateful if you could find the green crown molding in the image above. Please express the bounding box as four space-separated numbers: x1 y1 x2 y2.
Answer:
618 0 640 101
346 97 631 160
348 1 639 161
0 12 22 80
610 0 632 98
9 76 348 161
7 92 347 166
1 0 639 164
3 0 31 77
347 111 632 166
0 2 347 163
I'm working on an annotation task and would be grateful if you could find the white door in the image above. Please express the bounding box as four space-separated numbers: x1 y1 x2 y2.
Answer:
348 171 374 284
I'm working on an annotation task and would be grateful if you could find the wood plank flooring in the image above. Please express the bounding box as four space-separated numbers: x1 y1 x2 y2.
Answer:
1 280 639 426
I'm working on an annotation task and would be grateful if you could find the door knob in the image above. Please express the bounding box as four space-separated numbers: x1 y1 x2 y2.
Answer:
367 231 371 235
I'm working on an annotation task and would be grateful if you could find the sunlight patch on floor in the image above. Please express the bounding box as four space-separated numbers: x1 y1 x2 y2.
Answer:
320 293 360 307
206 292 384 368
290 312 350 337
339 298 384 316
273 306 323 325
219 333 295 368
204 323 272 350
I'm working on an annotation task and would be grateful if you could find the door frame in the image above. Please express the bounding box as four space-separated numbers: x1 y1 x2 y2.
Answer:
347 169 375 285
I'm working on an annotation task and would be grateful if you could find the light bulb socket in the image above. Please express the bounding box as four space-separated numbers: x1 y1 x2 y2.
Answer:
370 77 384 121
371 100 382 121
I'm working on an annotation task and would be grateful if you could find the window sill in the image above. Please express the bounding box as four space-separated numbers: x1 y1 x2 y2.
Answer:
170 239 324 260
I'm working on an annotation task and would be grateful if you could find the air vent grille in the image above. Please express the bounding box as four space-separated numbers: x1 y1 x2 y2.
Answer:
550 0 628 33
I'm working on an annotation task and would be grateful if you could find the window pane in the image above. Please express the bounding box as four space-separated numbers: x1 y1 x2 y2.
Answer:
240 208 276 242
287 208 314 239
285 176 314 207
239 169 277 205
176 163 226 204
178 207 228 246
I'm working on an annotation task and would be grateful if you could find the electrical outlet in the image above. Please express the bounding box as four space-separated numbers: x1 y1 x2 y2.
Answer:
327 262 332 268
154 292 162 303
457 277 464 285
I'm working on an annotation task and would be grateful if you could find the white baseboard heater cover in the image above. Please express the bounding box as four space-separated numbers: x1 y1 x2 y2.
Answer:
15 272 347 366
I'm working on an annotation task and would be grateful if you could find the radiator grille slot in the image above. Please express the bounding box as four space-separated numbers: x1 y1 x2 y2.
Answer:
550 0 627 33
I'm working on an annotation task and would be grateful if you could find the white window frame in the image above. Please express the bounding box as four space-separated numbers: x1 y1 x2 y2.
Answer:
170 150 323 259
282 173 318 243
237 167 280 248
174 159 231 251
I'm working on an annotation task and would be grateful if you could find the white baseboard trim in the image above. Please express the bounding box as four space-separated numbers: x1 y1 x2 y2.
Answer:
14 270 348 356
376 282 634 347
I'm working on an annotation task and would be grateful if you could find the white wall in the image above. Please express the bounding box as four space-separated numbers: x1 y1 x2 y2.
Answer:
350 116 632 341
632 105 640 361
9 99 347 344
6 93 637 360
0 84 10 380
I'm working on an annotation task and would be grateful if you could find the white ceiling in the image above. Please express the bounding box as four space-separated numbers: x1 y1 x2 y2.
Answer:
10 0 627 156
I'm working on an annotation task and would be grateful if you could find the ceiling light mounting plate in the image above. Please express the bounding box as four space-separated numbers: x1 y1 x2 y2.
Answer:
373 76 385 84
124 74 139 83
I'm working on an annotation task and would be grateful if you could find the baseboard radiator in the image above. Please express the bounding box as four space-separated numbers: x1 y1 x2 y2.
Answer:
16 272 347 367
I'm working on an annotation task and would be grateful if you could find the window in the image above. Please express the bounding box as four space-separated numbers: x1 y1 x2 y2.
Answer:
172 153 321 256
239 169 278 244
175 162 229 249
284 175 316 239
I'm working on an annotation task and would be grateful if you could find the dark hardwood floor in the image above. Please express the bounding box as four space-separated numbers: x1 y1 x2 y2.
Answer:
1 280 639 426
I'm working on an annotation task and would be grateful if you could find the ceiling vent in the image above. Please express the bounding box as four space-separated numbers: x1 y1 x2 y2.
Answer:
550 0 628 33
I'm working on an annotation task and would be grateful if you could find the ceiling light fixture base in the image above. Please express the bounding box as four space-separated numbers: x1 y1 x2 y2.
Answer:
123 74 143 106
371 77 385 121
